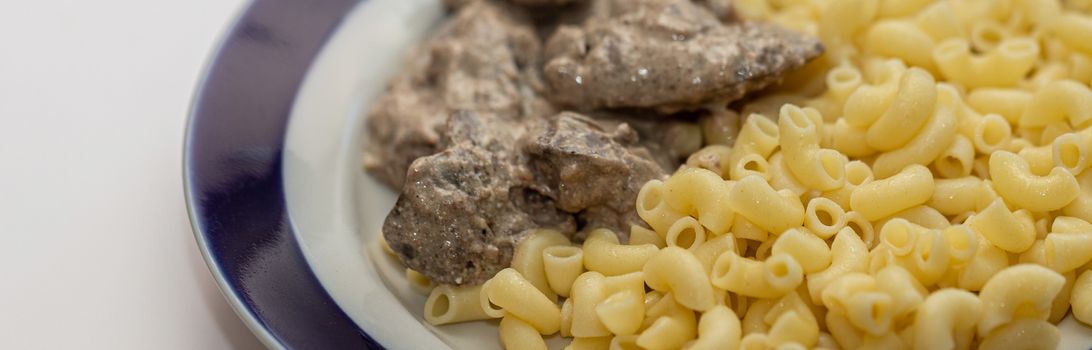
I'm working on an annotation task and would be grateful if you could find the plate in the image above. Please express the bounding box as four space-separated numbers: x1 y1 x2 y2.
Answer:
184 0 1092 349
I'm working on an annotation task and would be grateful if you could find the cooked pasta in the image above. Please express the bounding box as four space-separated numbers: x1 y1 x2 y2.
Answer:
417 2 1092 349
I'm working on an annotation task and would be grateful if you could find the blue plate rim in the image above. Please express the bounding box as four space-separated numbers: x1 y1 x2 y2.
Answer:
182 0 383 348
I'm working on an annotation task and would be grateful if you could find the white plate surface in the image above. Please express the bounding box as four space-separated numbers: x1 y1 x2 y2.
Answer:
282 1 1092 349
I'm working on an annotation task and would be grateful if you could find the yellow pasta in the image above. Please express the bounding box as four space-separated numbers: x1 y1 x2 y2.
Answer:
481 268 562 334
446 2 1092 349
1053 128 1092 174
511 229 570 300
568 336 612 350
872 102 957 178
779 104 847 191
543 245 584 298
969 198 1036 253
978 319 1060 350
595 289 644 336
665 216 706 251
1073 270 1092 326
636 180 687 235
582 229 658 276
713 251 804 298
933 134 975 178
928 177 982 215
637 298 698 350
977 264 1066 337
570 271 611 338
729 115 781 175
424 284 495 325
687 305 742 350
934 37 1039 88
912 289 981 350
850 164 935 221
807 228 870 303
772 228 832 273
663 168 736 234
500 314 548 350
1019 80 1092 128
643 247 717 312
866 67 938 152
990 150 1079 212
729 175 806 234
967 88 1032 124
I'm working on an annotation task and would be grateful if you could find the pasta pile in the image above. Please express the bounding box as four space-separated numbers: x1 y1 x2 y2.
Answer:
395 0 1092 349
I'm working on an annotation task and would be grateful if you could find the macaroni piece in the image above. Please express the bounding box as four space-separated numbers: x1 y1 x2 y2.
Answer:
570 271 611 338
511 229 570 300
912 289 981 350
972 114 1013 154
807 228 870 303
481 268 562 334
821 160 874 211
977 264 1066 337
692 234 738 274
969 199 1036 252
729 175 806 234
687 305 742 350
582 229 658 276
990 150 1079 211
804 197 847 239
542 245 584 298
1051 271 1077 324
772 228 832 273
636 180 686 235
665 217 706 251
643 247 717 312
872 102 957 178
663 168 735 234
1052 128 1092 174
978 319 1060 350
933 134 975 178
1073 270 1092 326
595 289 644 336
1064 170 1092 222
1019 80 1092 127
424 284 495 325
934 37 1039 88
712 251 804 298
866 67 938 151
499 314 548 350
636 298 697 350
1044 230 1092 272
728 115 781 176
967 88 1033 124
779 104 848 190
850 164 935 220
629 225 665 248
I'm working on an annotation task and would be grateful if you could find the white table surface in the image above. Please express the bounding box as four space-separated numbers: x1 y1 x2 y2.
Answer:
0 1 265 348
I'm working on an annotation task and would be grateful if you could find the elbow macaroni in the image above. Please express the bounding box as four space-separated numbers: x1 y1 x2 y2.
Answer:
422 3 1092 349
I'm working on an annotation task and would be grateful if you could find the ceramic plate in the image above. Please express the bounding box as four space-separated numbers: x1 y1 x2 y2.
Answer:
184 0 1092 349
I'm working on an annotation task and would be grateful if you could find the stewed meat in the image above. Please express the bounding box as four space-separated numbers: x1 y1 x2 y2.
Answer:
542 0 823 111
384 112 667 285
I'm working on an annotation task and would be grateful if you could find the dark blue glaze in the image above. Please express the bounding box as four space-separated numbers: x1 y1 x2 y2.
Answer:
184 0 383 348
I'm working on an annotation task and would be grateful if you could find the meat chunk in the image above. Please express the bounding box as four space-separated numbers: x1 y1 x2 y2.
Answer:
363 1 549 189
524 112 668 238
542 0 824 111
383 111 668 285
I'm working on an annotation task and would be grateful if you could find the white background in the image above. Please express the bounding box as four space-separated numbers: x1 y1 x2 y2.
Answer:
0 1 264 348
